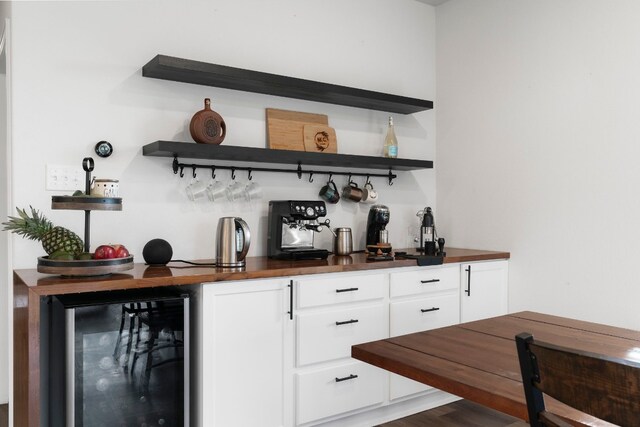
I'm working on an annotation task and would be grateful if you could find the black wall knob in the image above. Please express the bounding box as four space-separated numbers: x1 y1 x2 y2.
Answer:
95 141 113 158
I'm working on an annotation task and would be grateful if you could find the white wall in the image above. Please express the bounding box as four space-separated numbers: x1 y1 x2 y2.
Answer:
0 3 11 407
436 0 640 329
8 0 436 270
5 0 436 402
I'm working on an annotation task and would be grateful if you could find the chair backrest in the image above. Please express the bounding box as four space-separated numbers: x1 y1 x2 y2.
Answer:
515 332 640 427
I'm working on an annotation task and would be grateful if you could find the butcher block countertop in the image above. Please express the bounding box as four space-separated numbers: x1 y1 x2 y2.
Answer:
14 247 509 296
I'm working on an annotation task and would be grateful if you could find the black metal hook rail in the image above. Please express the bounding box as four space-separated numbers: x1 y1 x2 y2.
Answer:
172 157 397 185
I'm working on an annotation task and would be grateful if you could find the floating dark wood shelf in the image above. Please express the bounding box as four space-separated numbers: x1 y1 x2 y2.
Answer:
142 141 433 171
142 55 434 115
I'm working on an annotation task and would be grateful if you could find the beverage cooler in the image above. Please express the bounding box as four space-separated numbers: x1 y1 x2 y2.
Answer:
42 287 190 427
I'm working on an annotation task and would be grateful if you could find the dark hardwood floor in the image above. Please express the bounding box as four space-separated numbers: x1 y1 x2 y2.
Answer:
0 403 7 427
0 400 527 427
379 399 528 427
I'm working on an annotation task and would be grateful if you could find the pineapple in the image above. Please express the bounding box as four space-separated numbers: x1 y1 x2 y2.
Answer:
2 206 84 256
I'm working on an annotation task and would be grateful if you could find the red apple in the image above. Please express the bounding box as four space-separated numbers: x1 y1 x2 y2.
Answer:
114 245 130 258
94 245 116 259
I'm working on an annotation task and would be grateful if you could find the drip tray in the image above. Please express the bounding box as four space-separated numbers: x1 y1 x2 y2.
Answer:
394 253 444 266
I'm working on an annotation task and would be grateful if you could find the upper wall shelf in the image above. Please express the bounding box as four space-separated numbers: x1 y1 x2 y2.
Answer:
142 55 434 115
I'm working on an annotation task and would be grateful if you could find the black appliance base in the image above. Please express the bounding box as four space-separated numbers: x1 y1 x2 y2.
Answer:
396 253 445 266
367 255 394 262
270 249 329 260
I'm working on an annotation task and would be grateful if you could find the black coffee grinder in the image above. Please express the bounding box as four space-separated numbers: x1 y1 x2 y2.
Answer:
366 205 392 260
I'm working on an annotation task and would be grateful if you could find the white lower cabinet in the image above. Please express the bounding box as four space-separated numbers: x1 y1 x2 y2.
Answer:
388 265 461 401
296 361 385 425
294 272 388 425
200 260 508 427
460 260 509 323
200 279 294 427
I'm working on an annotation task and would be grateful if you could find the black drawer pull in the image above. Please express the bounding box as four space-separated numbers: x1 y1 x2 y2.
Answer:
336 319 359 326
336 287 359 293
335 374 358 383
420 279 440 284
465 266 471 296
288 280 293 320
421 307 440 313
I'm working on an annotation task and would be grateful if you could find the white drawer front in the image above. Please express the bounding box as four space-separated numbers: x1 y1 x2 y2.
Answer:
390 373 432 401
390 265 459 298
390 293 459 337
297 304 387 366
297 273 386 309
297 361 385 425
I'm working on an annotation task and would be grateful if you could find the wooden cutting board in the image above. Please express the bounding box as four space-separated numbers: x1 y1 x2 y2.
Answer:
303 124 337 153
266 108 328 151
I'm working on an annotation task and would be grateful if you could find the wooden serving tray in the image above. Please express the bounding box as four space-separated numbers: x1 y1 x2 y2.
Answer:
266 108 328 151
303 124 337 153
37 255 134 276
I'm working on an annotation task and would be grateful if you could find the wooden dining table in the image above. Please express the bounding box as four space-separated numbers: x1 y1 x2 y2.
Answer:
352 311 640 426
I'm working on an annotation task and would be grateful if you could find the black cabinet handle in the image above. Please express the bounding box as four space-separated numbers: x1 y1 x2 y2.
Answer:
336 287 359 293
421 307 440 313
336 319 359 326
420 279 440 284
288 280 293 320
335 374 358 383
465 266 471 296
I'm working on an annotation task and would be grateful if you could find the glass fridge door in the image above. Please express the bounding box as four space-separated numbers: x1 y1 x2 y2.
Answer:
52 289 189 427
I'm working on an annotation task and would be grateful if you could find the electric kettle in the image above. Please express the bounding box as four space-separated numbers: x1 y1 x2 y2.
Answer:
216 217 251 267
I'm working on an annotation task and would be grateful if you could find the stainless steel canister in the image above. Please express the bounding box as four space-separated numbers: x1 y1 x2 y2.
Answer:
334 227 353 255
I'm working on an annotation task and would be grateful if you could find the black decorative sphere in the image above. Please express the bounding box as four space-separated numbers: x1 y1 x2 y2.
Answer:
142 238 173 266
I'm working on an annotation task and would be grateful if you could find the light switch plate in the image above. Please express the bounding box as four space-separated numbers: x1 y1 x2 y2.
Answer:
46 164 84 191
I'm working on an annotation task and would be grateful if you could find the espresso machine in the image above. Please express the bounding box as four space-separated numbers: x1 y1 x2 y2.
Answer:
393 206 446 266
268 200 332 260
416 206 445 256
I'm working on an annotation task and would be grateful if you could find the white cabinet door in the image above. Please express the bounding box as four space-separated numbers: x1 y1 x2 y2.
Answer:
296 361 385 425
296 272 386 309
389 294 459 400
388 268 460 401
460 260 508 323
201 279 293 427
390 293 460 337
389 265 459 298
297 303 387 366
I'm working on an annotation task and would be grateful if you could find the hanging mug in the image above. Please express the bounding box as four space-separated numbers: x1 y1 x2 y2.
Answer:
319 179 340 204
361 182 378 204
342 180 363 202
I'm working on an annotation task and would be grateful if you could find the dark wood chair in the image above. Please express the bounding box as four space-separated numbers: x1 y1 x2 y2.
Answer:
515 332 640 427
130 300 184 393
113 302 146 366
